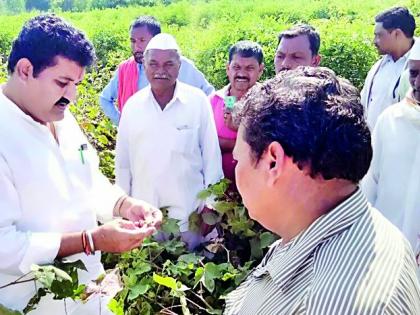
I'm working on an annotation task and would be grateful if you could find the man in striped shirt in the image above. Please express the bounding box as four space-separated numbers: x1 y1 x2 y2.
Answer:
225 67 420 314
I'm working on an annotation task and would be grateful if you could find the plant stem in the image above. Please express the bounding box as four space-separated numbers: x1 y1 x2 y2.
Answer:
0 277 36 289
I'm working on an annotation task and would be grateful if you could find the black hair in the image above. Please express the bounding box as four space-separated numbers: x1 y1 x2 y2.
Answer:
8 14 95 76
375 7 416 38
130 15 161 36
234 66 372 183
277 24 320 56
228 40 264 64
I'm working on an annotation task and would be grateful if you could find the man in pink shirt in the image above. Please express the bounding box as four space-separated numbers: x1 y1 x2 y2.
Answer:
210 41 264 185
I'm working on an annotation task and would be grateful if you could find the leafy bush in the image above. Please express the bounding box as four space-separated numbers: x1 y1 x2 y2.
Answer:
0 1 417 314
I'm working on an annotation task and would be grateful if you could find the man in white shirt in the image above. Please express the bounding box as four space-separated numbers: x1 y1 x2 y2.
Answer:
115 33 223 249
362 40 420 268
0 15 162 314
361 6 416 129
99 15 214 125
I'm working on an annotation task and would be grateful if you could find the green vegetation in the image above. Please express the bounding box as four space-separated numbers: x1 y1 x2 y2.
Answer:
0 0 419 313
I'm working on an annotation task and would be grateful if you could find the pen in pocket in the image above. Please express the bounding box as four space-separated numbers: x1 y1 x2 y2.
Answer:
79 144 88 164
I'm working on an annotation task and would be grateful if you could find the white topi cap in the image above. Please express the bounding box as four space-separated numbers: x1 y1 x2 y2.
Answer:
144 33 181 53
409 39 420 61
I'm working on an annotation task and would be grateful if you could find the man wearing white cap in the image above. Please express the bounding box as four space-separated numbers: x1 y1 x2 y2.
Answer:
99 16 214 125
115 33 223 249
362 39 420 271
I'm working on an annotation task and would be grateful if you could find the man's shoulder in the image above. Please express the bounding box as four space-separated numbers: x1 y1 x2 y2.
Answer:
118 57 136 68
123 87 151 110
376 99 415 129
308 207 415 310
317 204 412 274
367 56 387 76
180 55 196 67
177 81 207 99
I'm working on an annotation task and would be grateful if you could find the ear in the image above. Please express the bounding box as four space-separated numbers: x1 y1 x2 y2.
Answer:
393 28 405 39
258 63 265 78
312 55 322 67
14 58 34 83
261 141 286 187
225 62 230 76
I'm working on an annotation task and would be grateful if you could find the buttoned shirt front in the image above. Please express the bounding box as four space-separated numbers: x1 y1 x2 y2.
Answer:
0 89 123 312
115 81 223 232
361 51 411 129
224 189 420 315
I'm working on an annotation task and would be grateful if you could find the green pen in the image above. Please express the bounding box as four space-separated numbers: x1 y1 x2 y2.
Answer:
79 144 87 164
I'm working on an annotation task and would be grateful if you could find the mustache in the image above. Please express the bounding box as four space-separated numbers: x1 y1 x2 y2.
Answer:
234 76 249 80
55 97 70 106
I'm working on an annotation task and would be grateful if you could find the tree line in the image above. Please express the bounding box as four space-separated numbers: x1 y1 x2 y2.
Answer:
0 0 173 14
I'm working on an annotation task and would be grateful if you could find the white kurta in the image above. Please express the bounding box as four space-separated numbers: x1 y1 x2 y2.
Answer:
0 89 123 313
361 52 410 130
115 81 223 232
362 95 420 252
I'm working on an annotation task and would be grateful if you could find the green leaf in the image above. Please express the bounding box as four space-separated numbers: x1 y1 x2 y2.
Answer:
205 263 223 279
132 262 152 276
152 273 178 291
50 279 75 299
31 264 73 286
221 272 236 281
208 179 230 196
194 267 204 285
188 211 201 233
203 275 215 293
197 189 212 200
127 277 151 300
178 253 203 265
249 238 263 259
139 301 153 315
260 232 277 249
107 298 124 315
201 263 224 293
163 239 186 256
97 135 109 145
213 201 236 214
161 218 180 235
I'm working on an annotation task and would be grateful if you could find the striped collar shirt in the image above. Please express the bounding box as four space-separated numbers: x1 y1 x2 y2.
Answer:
224 188 420 315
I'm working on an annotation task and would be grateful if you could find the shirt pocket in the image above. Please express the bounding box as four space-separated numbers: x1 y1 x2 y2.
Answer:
64 143 96 190
173 127 197 156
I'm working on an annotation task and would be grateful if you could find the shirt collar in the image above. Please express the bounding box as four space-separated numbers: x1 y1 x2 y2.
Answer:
146 80 187 109
215 84 230 99
384 42 413 64
0 86 48 129
264 187 368 290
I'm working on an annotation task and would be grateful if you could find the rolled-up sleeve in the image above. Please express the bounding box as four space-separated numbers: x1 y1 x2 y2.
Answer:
0 155 61 274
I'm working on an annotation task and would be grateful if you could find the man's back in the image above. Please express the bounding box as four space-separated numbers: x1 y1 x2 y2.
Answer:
224 189 420 314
